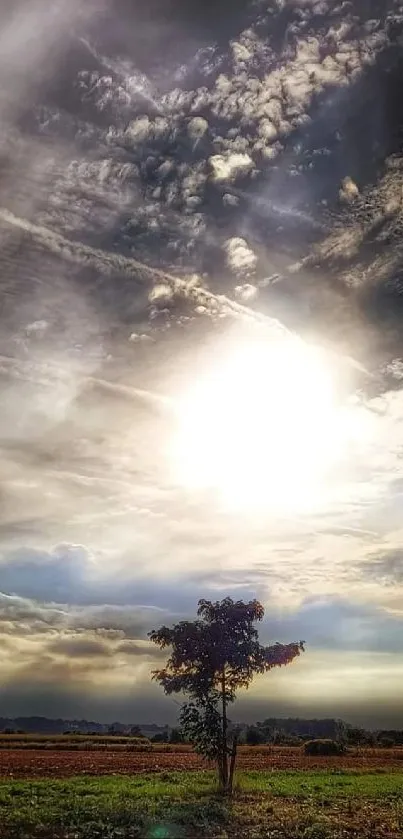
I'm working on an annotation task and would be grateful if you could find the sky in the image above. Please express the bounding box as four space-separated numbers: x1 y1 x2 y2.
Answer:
1 0 403 729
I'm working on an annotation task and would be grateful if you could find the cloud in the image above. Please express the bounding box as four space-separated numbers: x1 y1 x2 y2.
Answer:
0 592 66 631
1 584 403 726
0 679 174 725
262 595 403 654
2 668 403 728
0 0 403 729
0 544 93 602
0 0 399 346
0 589 167 636
360 550 403 585
69 604 165 638
209 152 254 182
0 543 264 610
42 631 163 661
47 636 112 658
224 237 257 276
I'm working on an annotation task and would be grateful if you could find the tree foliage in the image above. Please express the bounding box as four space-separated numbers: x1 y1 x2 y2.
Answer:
245 725 265 746
169 726 185 744
149 597 304 793
150 731 168 743
129 725 143 737
304 738 345 756
257 717 346 742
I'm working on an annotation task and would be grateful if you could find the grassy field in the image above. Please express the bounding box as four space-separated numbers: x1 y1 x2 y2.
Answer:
0 770 402 838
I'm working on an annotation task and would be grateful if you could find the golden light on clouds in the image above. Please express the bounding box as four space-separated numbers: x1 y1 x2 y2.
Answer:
170 331 374 515
245 650 403 709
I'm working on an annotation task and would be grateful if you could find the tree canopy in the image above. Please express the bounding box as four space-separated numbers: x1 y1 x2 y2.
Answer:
149 597 304 793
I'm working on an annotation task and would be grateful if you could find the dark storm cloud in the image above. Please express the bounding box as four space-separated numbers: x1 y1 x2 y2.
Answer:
1 669 403 730
0 679 174 725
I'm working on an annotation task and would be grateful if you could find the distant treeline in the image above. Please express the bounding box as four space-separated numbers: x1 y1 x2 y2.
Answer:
0 717 168 737
1 716 402 747
243 719 403 747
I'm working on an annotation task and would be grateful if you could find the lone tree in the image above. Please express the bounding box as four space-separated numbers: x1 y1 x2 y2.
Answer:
149 597 304 794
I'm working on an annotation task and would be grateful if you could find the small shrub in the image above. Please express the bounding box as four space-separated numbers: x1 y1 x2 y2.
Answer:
151 732 169 743
303 739 345 756
245 726 265 746
378 736 395 748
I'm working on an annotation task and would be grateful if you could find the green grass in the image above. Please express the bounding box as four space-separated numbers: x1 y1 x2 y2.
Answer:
240 768 403 797
1 771 402 838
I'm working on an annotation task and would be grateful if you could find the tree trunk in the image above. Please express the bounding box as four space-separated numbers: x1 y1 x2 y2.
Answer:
228 731 239 795
221 669 228 793
217 753 225 791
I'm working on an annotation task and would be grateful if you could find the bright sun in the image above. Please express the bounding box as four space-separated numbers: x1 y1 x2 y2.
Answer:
169 331 367 514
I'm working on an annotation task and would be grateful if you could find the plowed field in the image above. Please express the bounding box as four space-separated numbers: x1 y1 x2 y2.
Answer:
1 747 402 778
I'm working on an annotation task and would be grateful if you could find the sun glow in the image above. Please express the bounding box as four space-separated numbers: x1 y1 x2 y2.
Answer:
170 332 370 514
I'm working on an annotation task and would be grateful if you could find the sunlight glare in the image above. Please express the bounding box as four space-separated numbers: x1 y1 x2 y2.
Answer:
170 333 369 514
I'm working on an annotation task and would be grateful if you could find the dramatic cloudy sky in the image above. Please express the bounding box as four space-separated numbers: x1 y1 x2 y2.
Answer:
1 0 403 729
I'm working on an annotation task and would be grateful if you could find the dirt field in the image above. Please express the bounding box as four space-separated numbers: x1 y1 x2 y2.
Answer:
1 746 402 778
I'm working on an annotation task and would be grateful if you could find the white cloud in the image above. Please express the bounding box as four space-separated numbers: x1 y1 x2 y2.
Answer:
234 283 258 302
209 152 254 181
224 237 257 276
